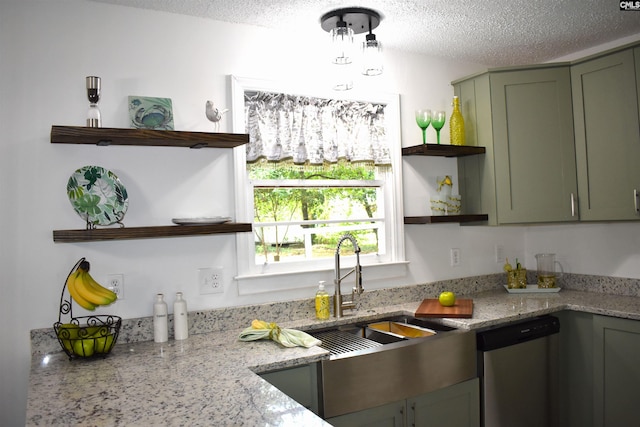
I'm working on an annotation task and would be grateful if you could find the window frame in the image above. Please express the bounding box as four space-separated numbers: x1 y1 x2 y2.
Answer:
230 75 405 280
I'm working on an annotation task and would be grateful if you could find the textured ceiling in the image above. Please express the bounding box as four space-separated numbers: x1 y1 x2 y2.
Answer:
91 0 640 66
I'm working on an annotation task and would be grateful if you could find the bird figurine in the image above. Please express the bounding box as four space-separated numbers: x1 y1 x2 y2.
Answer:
205 100 228 132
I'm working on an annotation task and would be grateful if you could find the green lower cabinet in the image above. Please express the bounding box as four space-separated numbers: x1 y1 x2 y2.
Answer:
592 315 640 427
260 363 319 414
326 399 406 427
408 378 480 427
327 378 479 427
557 311 640 427
556 310 595 427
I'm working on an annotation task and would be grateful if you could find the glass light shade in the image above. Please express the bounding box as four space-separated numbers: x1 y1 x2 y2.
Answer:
333 79 354 91
331 62 354 91
332 69 354 91
362 35 383 76
330 22 354 65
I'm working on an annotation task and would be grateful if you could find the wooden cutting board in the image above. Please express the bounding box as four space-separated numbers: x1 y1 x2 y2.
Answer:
414 298 473 318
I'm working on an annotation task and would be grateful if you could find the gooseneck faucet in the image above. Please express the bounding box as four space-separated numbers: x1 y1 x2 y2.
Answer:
334 234 364 317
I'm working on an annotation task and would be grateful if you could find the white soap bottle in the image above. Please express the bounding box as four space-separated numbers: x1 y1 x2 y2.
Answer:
173 292 189 340
153 293 168 343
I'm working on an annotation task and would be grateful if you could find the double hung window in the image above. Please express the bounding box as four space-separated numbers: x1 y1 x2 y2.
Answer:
231 77 403 277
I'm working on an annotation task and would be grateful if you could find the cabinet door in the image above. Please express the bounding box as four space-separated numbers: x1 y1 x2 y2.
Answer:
555 311 594 427
455 74 498 223
408 378 480 427
490 67 578 223
572 49 640 221
260 364 319 414
593 315 640 427
454 74 497 221
326 400 406 427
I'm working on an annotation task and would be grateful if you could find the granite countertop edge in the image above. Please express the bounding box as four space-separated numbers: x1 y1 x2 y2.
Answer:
26 288 640 426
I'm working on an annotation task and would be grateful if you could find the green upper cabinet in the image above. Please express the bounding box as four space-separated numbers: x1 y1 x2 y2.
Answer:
571 48 640 221
454 65 579 225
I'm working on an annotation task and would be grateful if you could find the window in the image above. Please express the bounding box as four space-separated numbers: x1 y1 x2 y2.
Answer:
231 76 404 278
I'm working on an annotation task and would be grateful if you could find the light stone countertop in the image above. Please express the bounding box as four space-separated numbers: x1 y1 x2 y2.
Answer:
26 287 640 426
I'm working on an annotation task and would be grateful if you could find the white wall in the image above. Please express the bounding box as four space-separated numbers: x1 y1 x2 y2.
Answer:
1 1 638 425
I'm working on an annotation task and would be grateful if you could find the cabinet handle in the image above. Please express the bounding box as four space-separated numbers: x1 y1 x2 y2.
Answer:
635 189 639 214
411 403 416 427
571 193 577 217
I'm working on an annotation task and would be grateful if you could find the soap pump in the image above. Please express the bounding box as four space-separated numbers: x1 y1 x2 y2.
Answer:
153 293 168 343
315 281 330 320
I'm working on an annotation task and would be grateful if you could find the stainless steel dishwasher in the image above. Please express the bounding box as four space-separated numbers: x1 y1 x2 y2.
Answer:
477 315 560 427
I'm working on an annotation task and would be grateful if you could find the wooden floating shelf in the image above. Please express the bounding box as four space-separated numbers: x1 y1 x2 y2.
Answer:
53 223 253 243
51 125 248 149
404 214 489 224
402 144 486 157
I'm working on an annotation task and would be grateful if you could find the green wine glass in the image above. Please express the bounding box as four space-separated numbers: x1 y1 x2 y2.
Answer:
415 109 432 145
432 110 446 145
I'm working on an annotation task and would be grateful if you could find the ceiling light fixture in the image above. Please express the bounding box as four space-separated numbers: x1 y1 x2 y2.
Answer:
362 18 383 76
320 7 383 90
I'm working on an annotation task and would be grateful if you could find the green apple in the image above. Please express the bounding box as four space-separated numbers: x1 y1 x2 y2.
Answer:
94 334 115 353
57 324 79 353
57 323 79 338
72 338 95 357
438 291 456 307
82 325 102 337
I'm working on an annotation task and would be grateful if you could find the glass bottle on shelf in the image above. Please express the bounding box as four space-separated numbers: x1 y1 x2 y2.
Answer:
450 96 465 146
86 76 101 128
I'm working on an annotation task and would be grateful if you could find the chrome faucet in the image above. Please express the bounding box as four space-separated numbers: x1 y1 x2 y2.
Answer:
334 234 364 317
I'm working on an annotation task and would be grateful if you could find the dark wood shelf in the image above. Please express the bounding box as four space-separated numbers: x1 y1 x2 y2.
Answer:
51 125 252 242
404 214 488 224
53 223 253 243
402 144 485 157
51 125 248 149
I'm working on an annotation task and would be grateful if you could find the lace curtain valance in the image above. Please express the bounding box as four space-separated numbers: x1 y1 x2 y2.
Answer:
244 91 391 170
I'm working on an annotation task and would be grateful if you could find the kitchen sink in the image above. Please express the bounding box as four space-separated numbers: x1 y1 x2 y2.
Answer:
308 315 476 419
310 315 455 356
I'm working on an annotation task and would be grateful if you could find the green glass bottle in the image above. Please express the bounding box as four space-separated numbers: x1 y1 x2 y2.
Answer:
450 96 465 146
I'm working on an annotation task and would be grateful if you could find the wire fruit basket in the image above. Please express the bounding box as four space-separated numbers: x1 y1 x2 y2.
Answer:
53 258 121 360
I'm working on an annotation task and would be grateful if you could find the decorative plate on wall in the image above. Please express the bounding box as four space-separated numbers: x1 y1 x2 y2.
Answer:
67 165 129 227
128 96 174 130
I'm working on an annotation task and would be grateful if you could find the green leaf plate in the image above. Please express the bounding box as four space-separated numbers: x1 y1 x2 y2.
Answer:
67 165 129 226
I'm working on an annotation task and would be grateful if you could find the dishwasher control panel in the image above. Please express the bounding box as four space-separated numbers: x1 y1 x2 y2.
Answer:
477 315 560 351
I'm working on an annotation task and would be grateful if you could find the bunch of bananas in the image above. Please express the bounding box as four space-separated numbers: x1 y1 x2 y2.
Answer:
66 261 117 311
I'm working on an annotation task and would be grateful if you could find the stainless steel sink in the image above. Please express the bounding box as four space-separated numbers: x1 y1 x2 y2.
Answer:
308 315 476 419
310 315 455 356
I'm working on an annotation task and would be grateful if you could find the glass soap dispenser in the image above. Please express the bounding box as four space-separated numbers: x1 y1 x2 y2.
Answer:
315 281 330 320
450 96 465 146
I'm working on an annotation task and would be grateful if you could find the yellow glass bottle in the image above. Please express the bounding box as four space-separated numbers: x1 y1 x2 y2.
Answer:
315 281 330 320
450 96 465 146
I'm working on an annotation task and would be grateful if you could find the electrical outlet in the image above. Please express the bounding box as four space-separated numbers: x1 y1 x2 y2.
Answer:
495 244 505 263
199 267 224 294
107 274 124 300
450 248 461 266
